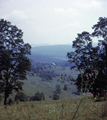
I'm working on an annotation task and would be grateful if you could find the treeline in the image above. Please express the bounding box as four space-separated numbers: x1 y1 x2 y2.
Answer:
0 91 45 105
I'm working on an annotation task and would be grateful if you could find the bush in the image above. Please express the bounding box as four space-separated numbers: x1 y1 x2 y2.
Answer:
53 93 59 100
15 92 27 102
33 92 45 101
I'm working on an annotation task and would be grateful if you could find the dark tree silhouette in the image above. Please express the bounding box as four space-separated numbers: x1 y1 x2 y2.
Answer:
92 17 107 97
67 31 96 72
15 92 27 102
0 19 31 105
55 84 61 94
53 93 59 100
33 91 45 101
63 84 68 91
67 17 107 98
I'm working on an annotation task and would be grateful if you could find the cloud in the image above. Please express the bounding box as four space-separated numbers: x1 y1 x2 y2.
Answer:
2 10 28 21
62 22 81 30
77 0 102 9
54 8 79 16
0 0 105 45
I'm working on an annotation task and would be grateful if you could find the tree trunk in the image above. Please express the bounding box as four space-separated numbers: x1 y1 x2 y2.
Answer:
4 77 8 107
93 87 97 98
4 97 6 105
4 91 8 109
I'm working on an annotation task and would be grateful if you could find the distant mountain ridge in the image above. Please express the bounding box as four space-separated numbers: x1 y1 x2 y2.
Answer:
31 43 98 57
28 45 75 64
31 44 75 58
29 44 98 64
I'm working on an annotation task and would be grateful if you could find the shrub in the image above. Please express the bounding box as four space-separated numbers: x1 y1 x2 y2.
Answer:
53 93 59 100
15 92 27 102
33 92 45 101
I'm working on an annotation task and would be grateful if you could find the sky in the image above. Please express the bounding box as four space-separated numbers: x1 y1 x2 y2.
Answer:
0 0 107 46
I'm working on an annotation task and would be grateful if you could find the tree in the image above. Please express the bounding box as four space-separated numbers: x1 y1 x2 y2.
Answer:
52 84 61 100
15 92 27 102
33 92 45 101
63 84 68 91
67 17 107 98
92 17 107 80
0 95 2 103
53 93 59 100
0 19 31 105
67 31 96 72
55 84 61 94
91 17 107 97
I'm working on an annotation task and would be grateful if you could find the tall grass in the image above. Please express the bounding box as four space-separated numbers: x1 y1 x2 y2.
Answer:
0 97 107 120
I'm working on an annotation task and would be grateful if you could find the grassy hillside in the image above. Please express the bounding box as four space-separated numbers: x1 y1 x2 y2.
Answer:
18 65 79 100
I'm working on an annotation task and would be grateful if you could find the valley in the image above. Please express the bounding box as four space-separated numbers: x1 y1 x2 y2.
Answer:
22 64 79 100
19 45 80 100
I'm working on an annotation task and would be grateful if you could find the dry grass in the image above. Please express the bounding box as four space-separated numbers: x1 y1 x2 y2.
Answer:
0 96 107 120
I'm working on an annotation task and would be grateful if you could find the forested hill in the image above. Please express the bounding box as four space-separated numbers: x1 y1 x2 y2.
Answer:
29 45 75 64
31 45 75 58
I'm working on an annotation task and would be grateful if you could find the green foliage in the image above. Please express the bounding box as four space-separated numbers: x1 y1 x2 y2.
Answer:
15 92 27 102
0 19 31 105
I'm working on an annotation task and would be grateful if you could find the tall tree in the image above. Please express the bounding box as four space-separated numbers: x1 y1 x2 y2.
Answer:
0 19 31 105
92 17 107 97
92 17 107 77
67 31 97 72
67 17 107 98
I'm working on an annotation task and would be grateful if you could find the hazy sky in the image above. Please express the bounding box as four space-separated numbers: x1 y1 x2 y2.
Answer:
0 0 107 45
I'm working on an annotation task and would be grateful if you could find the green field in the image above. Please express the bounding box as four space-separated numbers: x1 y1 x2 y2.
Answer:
19 65 79 100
